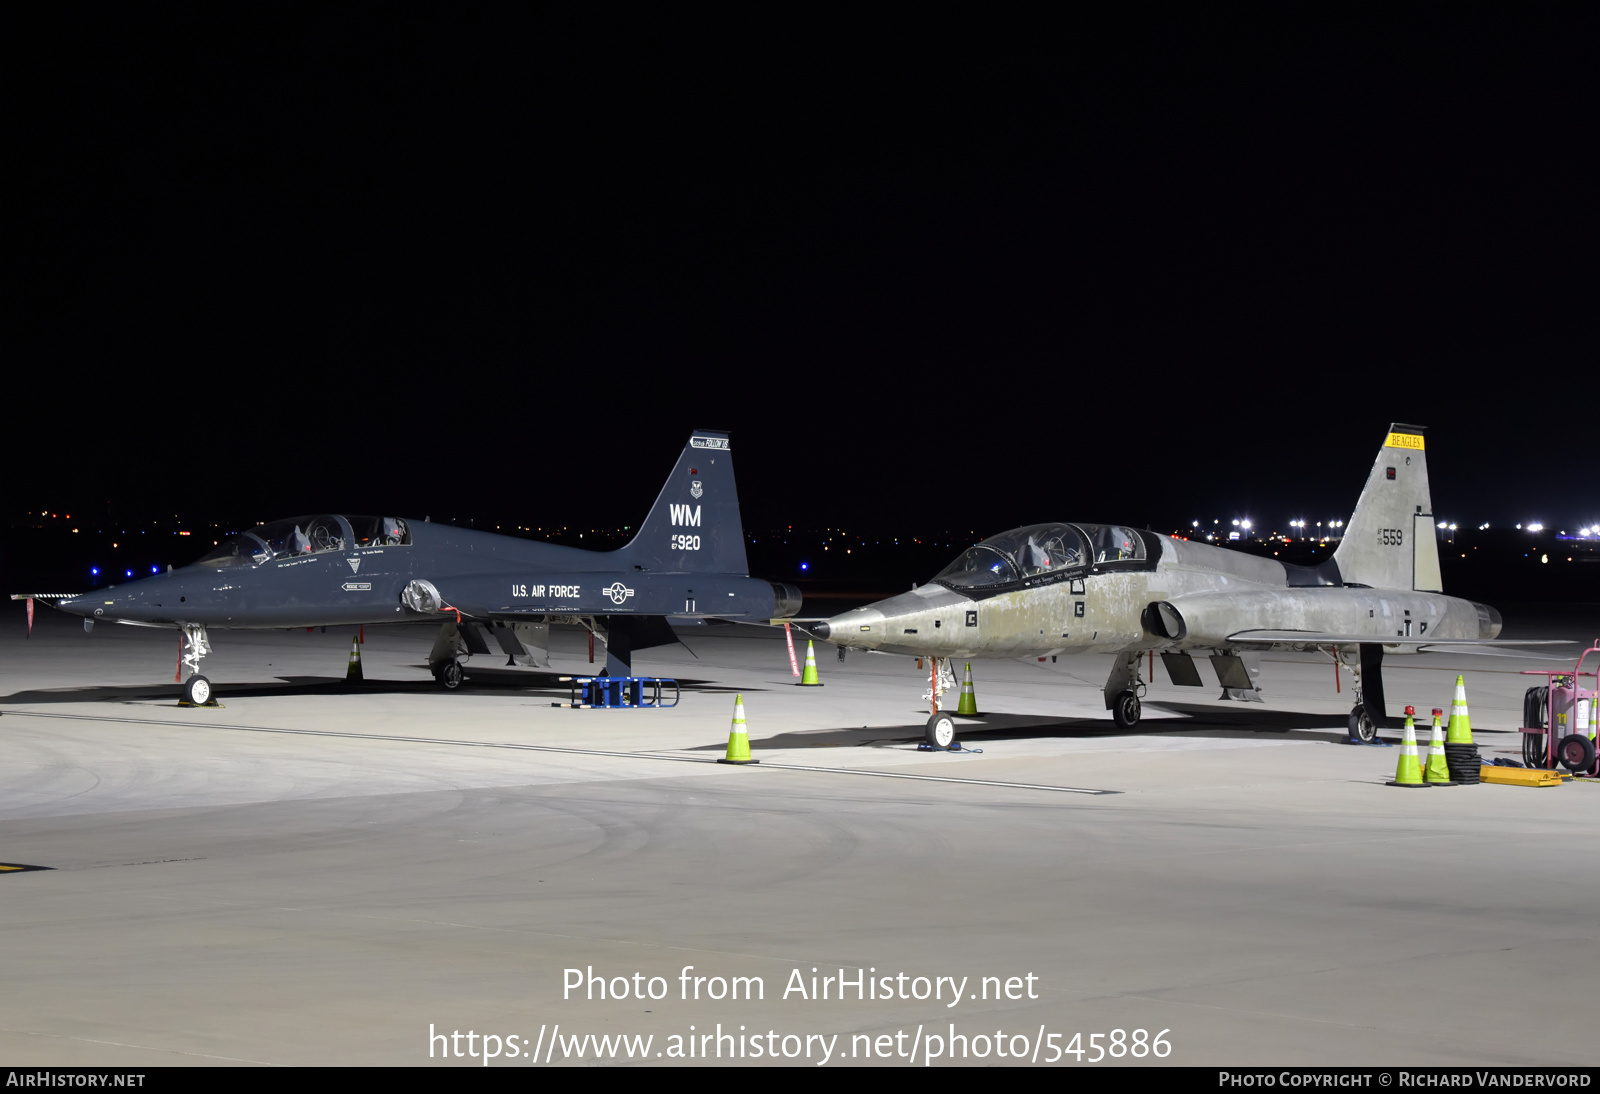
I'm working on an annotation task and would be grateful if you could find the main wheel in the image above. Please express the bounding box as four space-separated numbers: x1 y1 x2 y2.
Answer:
1555 733 1596 773
925 711 955 749
1348 705 1376 743
1112 691 1141 728
182 674 211 705
438 661 464 689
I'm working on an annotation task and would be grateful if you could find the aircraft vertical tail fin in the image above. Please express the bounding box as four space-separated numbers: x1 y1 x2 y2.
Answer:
613 430 750 575
1332 423 1443 591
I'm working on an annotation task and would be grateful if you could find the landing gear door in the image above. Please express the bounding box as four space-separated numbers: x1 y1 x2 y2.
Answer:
508 621 551 667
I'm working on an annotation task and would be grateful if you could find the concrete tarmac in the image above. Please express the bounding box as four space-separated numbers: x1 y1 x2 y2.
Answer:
1 605 1597 1066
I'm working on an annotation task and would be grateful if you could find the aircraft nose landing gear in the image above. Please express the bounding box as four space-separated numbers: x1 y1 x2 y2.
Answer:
436 661 465 689
176 623 220 707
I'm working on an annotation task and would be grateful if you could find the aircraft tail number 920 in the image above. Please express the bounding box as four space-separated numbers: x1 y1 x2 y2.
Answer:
671 534 701 551
1377 527 1405 546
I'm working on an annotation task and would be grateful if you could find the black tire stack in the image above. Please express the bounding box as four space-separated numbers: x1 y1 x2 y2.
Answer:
1444 742 1482 784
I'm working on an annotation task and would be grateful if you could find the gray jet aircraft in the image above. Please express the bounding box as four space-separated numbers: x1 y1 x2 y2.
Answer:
41 431 800 704
807 424 1556 747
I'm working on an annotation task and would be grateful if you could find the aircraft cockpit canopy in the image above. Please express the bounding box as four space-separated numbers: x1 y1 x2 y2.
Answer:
255 515 347 556
933 522 1152 590
194 515 411 569
195 534 274 569
347 515 411 548
1077 524 1147 564
934 523 1088 589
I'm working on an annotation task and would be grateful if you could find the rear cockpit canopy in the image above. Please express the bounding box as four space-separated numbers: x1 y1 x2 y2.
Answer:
1081 523 1146 564
933 522 1149 591
194 515 410 569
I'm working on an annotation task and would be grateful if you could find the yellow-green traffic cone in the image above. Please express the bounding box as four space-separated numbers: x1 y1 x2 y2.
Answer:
798 640 823 686
718 694 758 764
345 635 363 683
1388 706 1427 787
1446 675 1474 743
957 661 978 716
1424 708 1453 784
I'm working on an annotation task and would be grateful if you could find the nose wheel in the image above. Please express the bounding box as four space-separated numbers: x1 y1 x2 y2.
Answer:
182 674 212 706
435 661 465 689
925 711 956 749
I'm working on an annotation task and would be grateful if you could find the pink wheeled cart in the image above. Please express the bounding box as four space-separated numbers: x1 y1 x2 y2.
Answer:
1520 639 1600 774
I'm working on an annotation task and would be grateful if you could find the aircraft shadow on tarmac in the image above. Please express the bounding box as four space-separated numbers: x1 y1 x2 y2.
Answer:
0 666 747 706
724 703 1362 752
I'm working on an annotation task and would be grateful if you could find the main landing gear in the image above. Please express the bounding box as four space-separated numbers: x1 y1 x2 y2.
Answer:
1111 690 1142 729
427 620 470 690
1343 645 1387 745
1104 651 1145 729
1348 705 1377 744
435 660 465 689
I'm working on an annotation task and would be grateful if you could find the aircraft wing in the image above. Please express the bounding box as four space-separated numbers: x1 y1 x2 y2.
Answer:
1224 630 1570 647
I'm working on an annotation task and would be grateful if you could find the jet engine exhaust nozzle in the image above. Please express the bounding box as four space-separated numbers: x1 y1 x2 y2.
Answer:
1471 601 1503 640
769 582 804 619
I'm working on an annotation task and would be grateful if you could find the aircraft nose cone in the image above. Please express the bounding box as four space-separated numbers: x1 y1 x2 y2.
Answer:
815 607 885 647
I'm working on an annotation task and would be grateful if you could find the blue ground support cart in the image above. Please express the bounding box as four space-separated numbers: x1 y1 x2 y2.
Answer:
555 676 680 709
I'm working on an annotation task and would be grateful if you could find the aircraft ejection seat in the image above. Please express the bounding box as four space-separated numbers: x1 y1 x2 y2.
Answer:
1019 539 1047 574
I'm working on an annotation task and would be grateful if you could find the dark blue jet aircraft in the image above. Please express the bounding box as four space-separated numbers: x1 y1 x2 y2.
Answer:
51 431 801 704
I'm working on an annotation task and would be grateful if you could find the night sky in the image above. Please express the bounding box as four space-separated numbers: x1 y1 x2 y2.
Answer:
7 9 1592 541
